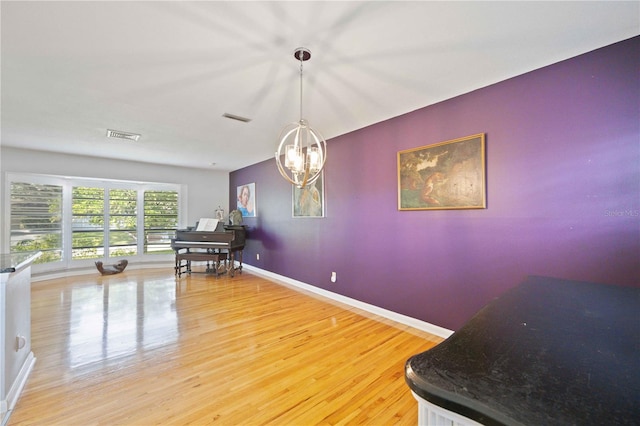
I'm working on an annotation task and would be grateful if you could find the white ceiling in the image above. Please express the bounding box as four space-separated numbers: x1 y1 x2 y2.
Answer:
2 1 638 171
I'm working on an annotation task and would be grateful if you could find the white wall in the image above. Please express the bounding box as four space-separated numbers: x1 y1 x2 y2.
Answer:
1 147 229 250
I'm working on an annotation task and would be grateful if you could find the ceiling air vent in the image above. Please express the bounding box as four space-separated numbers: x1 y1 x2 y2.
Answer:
222 113 251 123
106 129 141 141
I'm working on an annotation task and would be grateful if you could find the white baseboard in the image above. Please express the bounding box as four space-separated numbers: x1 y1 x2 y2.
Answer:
1 352 36 426
243 264 454 339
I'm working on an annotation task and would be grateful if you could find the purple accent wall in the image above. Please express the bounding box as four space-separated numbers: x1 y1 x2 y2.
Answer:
230 37 639 331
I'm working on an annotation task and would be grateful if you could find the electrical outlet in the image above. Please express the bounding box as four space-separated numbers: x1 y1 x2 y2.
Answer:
331 272 337 283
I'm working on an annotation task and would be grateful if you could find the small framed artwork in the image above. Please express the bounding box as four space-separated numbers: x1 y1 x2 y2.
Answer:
293 172 325 218
236 182 256 217
398 133 486 210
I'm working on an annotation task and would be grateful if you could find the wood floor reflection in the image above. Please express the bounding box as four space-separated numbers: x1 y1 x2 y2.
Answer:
8 268 442 425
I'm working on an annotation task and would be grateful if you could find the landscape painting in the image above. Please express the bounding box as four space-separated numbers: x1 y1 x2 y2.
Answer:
398 133 486 210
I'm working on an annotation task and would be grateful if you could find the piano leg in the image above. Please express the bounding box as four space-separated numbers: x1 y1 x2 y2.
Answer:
175 254 185 277
228 252 235 277
215 253 228 276
228 250 243 275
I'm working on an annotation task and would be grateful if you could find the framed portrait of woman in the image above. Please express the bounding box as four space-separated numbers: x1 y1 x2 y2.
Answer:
236 182 256 217
292 173 324 218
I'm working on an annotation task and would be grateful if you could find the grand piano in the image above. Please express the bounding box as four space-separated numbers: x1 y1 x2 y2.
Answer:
171 221 246 277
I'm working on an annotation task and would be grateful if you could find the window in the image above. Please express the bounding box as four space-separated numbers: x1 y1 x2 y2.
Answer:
144 190 178 254
10 182 63 264
8 174 181 268
72 186 105 259
109 189 137 257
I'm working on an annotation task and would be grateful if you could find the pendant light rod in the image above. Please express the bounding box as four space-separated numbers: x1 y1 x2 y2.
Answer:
299 55 303 120
295 47 310 121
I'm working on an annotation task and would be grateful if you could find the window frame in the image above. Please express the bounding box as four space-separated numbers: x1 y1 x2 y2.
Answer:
5 173 182 274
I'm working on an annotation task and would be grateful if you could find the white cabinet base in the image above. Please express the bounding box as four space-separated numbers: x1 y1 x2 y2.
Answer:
1 254 40 426
411 391 483 426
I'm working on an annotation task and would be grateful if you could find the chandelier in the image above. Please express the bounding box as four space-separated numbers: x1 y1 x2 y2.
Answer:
275 47 327 188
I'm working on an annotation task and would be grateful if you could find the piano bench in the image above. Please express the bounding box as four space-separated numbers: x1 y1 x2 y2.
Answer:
175 252 228 277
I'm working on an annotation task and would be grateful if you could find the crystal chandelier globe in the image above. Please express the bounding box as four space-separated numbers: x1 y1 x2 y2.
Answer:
275 48 327 189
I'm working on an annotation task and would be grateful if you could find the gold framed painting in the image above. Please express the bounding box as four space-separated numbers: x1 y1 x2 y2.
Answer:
397 133 486 210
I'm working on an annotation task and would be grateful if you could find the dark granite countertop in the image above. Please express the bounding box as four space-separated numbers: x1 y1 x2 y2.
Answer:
0 252 42 274
405 276 640 426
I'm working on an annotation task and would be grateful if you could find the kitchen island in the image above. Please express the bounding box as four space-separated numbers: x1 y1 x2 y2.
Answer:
405 276 640 425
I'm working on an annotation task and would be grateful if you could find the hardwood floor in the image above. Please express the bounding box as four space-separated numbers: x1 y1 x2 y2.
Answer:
8 268 442 425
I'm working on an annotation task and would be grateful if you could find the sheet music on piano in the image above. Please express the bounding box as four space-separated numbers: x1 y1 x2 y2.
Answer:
195 218 219 232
